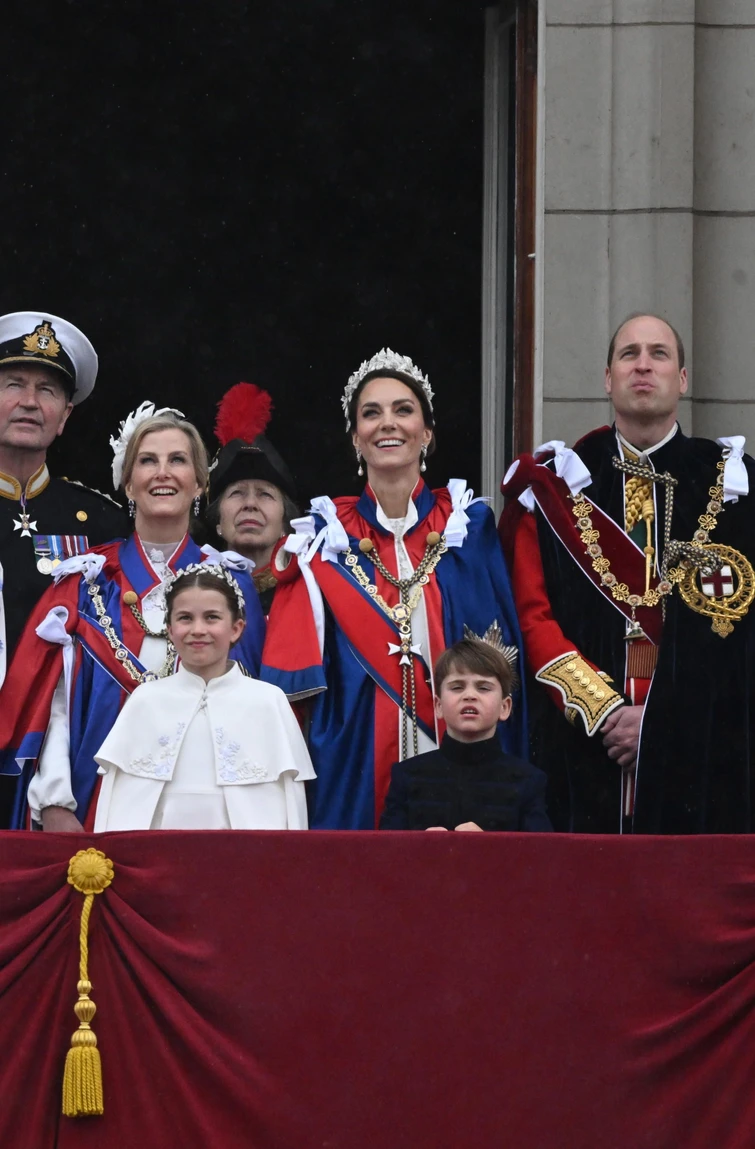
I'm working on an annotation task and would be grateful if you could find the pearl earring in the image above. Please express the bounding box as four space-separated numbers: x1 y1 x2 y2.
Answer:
420 445 428 473
356 448 364 478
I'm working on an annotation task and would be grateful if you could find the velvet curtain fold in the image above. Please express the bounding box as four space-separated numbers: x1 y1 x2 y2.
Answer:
2 831 755 1149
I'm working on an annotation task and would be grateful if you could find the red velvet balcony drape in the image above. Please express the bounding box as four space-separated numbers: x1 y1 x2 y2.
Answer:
2 831 755 1149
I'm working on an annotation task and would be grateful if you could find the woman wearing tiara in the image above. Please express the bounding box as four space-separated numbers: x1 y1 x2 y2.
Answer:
262 349 527 829
94 565 313 831
0 404 265 831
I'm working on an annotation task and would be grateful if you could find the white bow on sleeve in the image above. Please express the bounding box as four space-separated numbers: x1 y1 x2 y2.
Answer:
716 436 749 503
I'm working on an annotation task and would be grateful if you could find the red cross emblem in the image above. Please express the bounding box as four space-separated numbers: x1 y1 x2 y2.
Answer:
701 565 734 597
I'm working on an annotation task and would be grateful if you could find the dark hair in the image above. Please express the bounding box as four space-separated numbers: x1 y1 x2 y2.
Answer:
607 313 685 370
348 372 437 457
204 482 298 541
434 639 515 698
165 569 245 624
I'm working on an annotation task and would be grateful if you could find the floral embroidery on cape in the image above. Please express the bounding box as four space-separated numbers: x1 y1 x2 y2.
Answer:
126 722 186 779
215 726 267 783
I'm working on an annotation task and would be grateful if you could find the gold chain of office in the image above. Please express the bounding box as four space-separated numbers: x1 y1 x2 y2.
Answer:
87 583 177 683
570 458 726 612
344 530 447 758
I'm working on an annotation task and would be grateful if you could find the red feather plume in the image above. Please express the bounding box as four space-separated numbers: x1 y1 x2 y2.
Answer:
214 382 273 447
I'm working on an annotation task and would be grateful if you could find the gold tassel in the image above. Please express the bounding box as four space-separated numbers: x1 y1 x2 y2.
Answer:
62 848 115 1118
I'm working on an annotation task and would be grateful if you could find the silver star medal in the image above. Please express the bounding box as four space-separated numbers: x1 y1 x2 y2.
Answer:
13 512 38 538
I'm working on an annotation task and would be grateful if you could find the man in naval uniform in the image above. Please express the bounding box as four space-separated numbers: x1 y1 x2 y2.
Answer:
0 311 127 824
500 313 755 834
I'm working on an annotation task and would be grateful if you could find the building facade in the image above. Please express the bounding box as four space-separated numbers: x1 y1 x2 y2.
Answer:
484 0 755 502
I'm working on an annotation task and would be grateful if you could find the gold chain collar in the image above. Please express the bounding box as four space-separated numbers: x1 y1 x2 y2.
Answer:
87 583 176 682
571 454 754 636
344 530 447 758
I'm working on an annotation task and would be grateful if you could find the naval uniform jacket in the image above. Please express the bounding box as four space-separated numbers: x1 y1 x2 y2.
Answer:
0 462 127 670
0 462 126 828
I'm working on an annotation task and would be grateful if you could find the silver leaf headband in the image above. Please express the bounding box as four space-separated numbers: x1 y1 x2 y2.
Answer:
341 347 434 430
165 563 246 616
109 400 186 490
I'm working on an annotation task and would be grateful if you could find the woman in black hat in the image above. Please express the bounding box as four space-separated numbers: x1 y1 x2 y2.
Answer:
206 383 298 615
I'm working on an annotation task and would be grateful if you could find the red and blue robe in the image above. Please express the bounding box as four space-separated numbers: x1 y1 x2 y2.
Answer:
262 481 527 829
0 533 265 828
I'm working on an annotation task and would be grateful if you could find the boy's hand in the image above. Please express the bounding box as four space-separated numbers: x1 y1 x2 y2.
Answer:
455 822 484 832
425 826 449 832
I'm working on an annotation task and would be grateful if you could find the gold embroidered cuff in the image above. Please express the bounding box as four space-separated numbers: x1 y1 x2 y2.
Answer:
536 653 623 736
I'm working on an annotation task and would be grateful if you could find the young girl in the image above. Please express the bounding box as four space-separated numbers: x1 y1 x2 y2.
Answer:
93 565 314 830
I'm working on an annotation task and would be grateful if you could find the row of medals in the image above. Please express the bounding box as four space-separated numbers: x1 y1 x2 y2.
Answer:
37 551 61 575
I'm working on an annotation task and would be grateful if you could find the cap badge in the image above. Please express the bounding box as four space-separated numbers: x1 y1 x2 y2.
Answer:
22 321 61 359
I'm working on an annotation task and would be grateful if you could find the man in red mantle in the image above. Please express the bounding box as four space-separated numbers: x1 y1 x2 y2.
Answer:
500 313 755 833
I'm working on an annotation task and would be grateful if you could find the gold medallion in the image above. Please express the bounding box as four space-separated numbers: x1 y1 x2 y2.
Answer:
670 543 755 637
76 510 88 522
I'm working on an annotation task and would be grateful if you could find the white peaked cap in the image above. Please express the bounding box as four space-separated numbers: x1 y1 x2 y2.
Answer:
0 310 98 404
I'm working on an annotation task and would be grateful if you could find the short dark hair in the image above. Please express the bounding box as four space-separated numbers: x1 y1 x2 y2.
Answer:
434 639 515 698
347 371 437 457
165 569 245 625
607 312 685 370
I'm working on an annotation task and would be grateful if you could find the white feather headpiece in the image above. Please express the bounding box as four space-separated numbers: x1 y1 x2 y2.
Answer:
341 348 434 430
110 400 185 490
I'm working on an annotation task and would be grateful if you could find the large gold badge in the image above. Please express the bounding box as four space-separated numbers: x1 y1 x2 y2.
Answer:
22 320 61 359
670 543 755 637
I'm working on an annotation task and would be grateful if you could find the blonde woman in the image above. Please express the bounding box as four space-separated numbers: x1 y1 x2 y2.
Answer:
0 403 265 830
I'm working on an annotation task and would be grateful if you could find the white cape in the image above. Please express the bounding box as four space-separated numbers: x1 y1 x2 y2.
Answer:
94 662 315 831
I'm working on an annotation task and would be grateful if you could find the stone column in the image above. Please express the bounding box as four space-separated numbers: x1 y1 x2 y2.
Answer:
692 0 755 442
539 0 697 445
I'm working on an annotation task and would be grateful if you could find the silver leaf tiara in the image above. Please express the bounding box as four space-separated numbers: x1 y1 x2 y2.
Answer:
341 348 434 430
166 563 246 615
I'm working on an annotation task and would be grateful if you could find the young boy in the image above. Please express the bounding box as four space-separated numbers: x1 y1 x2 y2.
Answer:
380 638 551 832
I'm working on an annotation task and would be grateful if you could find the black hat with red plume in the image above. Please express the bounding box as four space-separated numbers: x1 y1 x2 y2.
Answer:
208 383 297 504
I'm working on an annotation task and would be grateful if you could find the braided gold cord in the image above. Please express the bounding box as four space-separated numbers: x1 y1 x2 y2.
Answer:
78 894 93 981
625 472 653 533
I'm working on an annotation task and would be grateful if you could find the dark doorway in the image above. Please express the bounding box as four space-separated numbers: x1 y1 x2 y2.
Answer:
1 2 488 507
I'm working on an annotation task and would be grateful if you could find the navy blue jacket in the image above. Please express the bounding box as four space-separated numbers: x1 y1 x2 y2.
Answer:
380 731 552 832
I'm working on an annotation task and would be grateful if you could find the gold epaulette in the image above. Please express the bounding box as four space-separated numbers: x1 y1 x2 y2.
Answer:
536 652 624 736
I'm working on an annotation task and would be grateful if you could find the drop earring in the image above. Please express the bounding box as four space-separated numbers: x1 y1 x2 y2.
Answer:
128 498 135 518
420 445 428 473
356 448 364 478
193 495 201 516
